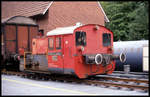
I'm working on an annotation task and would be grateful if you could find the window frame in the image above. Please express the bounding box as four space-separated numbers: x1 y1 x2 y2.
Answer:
48 37 54 50
75 31 86 47
56 37 61 50
103 33 111 47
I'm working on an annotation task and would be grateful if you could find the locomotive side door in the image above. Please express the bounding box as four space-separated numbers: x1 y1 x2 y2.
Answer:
48 36 64 73
63 35 74 74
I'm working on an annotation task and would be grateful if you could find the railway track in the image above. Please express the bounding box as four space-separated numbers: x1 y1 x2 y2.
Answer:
1 71 149 93
51 75 149 92
86 76 148 91
110 71 149 79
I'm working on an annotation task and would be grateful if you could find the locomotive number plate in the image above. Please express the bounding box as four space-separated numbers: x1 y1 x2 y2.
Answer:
52 56 58 61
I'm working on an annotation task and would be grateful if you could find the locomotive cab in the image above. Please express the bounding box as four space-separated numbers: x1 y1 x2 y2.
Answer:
72 24 126 78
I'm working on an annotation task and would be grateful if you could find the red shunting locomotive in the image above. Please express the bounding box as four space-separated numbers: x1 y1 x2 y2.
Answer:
21 23 126 78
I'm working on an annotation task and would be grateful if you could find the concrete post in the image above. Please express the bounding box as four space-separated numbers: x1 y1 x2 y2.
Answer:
124 64 130 74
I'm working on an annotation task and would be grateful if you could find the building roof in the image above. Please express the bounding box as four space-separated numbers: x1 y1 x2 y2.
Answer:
1 1 52 18
2 1 109 22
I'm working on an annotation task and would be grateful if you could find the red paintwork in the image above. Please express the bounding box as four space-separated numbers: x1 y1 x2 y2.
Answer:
73 24 115 78
33 24 115 78
32 37 48 55
47 35 64 69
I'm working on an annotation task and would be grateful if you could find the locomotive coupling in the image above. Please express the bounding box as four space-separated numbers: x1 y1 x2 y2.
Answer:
84 53 126 65
84 54 104 65
111 52 126 63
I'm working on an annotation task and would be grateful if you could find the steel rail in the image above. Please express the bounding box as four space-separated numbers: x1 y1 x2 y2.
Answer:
84 80 149 90
2 71 149 91
94 76 149 84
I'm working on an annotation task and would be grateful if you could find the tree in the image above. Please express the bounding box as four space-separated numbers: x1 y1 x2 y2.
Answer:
100 1 149 41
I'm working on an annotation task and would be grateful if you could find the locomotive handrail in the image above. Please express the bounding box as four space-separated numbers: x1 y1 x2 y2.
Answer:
46 48 48 59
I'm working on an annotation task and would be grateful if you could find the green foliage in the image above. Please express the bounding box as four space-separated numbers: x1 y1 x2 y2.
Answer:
100 1 149 41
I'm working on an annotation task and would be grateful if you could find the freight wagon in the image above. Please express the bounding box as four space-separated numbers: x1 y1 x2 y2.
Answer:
1 16 39 71
114 40 149 72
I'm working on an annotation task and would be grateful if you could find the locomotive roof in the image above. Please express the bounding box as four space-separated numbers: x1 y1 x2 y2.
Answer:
46 23 114 36
46 23 82 36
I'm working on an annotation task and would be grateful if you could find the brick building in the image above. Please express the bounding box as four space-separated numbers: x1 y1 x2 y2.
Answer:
2 1 109 35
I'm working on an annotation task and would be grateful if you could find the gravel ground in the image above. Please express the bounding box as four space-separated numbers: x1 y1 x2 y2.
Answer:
1 74 149 96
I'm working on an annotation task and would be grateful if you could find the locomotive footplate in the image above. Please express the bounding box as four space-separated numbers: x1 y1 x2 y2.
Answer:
24 69 51 75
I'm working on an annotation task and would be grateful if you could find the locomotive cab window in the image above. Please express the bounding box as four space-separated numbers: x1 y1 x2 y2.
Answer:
56 37 61 49
103 33 111 46
48 38 54 50
75 31 86 46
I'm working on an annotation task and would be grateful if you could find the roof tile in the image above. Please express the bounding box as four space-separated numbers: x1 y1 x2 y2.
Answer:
2 1 51 19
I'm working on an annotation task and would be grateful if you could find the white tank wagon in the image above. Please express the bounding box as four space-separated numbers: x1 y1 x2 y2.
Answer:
113 40 149 72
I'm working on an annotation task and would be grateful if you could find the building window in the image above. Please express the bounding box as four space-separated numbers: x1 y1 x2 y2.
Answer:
103 33 111 47
56 37 61 49
48 37 54 50
75 31 86 46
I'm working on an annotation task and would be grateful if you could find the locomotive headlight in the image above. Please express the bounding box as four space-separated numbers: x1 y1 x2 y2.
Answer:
95 54 103 65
